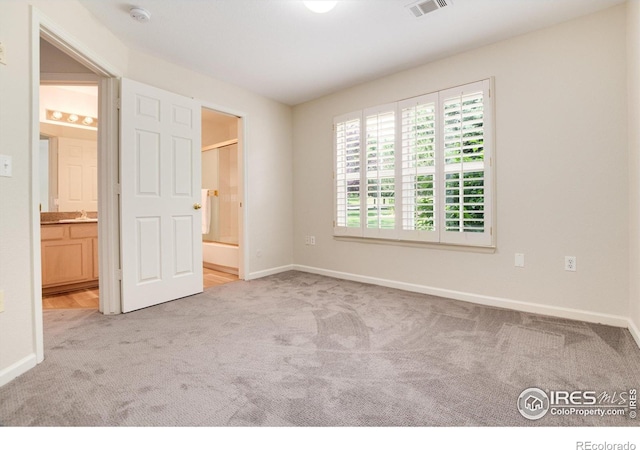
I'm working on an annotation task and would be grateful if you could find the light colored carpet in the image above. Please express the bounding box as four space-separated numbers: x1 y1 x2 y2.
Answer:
1 271 639 426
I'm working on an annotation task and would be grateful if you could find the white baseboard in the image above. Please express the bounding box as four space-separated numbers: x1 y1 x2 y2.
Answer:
0 354 37 388
247 264 295 281
628 318 640 349
293 264 631 329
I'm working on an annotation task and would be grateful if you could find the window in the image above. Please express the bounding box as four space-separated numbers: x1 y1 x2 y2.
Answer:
334 79 494 247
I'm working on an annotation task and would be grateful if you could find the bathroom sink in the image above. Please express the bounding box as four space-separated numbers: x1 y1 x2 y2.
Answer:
58 218 98 223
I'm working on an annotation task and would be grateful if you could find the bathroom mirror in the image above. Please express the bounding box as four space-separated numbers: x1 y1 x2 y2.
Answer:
39 84 98 213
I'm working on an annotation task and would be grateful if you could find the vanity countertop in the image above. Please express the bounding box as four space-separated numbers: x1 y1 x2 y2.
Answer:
41 219 98 225
40 211 98 225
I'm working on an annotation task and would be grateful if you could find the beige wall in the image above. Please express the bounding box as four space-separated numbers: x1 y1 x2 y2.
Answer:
40 38 93 74
293 5 629 321
0 1 38 384
202 109 238 149
40 122 97 141
628 0 640 338
0 0 293 385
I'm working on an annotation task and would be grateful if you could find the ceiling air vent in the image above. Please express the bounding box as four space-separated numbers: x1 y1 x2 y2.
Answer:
407 0 451 18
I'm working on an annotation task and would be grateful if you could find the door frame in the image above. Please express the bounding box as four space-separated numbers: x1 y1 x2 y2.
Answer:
200 102 248 281
30 7 122 361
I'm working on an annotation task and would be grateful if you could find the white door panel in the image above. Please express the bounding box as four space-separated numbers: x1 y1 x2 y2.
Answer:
57 137 97 212
120 78 202 313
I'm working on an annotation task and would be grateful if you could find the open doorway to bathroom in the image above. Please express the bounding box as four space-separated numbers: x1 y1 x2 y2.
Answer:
39 38 100 310
201 107 242 289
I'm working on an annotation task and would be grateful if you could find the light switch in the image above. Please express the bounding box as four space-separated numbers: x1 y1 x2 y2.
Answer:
515 253 525 268
0 154 12 177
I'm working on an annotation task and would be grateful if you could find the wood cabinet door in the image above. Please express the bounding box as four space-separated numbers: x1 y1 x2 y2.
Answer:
41 238 93 287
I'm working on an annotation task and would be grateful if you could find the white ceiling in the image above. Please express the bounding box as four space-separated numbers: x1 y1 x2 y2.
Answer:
78 0 626 105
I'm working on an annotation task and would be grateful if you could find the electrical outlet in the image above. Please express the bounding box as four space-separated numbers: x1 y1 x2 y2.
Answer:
310 236 316 245
515 253 525 268
0 290 4 313
565 256 577 272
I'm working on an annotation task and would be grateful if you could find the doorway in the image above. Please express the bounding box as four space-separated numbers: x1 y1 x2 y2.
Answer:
201 107 243 289
32 14 247 319
39 39 100 310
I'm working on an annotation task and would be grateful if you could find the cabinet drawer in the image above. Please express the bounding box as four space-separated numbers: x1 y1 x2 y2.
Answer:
41 225 68 241
70 223 98 238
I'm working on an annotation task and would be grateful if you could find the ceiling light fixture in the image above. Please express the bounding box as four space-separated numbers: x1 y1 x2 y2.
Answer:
46 109 98 128
129 6 151 23
304 1 338 14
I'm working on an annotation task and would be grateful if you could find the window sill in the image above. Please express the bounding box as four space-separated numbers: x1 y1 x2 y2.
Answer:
333 235 497 254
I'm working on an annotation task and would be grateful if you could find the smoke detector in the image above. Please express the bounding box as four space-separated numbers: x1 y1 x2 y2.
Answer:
406 0 451 18
129 7 151 23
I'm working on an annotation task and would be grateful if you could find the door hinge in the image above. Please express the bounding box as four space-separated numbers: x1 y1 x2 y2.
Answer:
116 98 121 110
115 183 121 195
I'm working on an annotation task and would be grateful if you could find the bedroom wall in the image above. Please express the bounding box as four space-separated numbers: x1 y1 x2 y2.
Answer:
0 0 39 387
0 0 128 386
0 0 293 387
628 0 640 341
292 5 629 324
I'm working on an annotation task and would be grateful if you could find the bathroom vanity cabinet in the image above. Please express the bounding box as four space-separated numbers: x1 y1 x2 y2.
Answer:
41 222 99 294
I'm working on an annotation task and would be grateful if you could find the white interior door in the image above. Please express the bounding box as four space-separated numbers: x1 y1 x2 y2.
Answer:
57 137 97 212
120 78 203 313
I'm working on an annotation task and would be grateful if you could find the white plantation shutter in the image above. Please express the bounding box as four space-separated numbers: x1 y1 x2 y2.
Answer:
399 93 439 242
334 113 362 236
333 79 494 248
440 80 493 246
364 105 397 239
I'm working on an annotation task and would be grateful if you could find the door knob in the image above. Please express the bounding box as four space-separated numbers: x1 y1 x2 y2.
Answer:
193 203 202 210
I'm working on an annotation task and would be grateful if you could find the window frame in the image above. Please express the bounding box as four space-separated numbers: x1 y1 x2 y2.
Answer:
333 78 495 248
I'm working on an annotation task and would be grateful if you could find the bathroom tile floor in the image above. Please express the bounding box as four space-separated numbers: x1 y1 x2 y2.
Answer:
43 267 238 310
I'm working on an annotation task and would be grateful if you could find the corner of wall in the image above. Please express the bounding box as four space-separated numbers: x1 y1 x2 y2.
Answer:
629 318 640 349
628 0 640 349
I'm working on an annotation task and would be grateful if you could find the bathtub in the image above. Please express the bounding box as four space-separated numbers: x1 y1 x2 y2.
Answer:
202 241 239 274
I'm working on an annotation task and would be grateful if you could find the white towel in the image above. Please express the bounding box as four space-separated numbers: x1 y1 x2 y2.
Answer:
201 189 211 234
